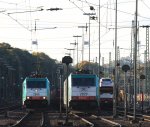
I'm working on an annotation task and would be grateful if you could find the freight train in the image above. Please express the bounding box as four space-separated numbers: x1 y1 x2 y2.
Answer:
22 74 50 108
63 72 99 109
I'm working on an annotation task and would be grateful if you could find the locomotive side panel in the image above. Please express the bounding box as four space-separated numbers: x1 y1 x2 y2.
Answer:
63 74 72 107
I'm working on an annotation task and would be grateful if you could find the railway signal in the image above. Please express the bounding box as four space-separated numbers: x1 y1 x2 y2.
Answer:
62 56 72 124
122 64 130 119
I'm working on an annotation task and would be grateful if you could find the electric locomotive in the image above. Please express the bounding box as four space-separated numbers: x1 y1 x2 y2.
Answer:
22 74 50 108
63 71 99 109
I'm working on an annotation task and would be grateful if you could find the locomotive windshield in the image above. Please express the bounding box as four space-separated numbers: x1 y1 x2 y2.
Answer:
72 77 95 86
27 81 46 88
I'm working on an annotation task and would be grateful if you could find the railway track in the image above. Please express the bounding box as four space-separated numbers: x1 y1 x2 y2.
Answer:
116 108 150 127
71 112 121 127
70 109 150 127
0 104 21 114
0 105 149 127
11 111 50 127
0 106 26 126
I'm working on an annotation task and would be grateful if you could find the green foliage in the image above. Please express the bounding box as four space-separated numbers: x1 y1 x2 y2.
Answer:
77 60 102 76
0 42 59 88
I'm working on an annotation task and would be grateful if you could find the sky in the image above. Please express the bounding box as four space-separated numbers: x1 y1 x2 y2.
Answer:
0 0 150 65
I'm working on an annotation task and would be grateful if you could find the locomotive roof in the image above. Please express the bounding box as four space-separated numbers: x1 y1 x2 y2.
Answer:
28 73 46 78
73 69 93 74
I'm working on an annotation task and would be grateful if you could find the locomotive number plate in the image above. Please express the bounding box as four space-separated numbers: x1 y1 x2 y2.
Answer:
34 93 39 96
80 93 88 96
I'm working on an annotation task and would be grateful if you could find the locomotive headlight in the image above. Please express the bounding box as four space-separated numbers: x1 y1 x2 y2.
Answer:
43 97 46 99
27 96 30 99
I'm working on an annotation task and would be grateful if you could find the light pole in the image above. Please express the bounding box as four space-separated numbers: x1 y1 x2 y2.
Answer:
98 0 101 80
133 0 138 122
70 41 77 66
57 63 63 117
83 13 96 62
64 48 75 60
1 76 5 104
73 35 82 69
65 53 71 56
78 24 88 61
113 0 118 118
20 77 24 101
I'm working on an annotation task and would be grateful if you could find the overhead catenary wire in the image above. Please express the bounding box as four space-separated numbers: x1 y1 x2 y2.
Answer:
73 0 150 20
1 0 149 33
67 0 150 52
141 0 150 10
2 12 31 31
0 0 150 63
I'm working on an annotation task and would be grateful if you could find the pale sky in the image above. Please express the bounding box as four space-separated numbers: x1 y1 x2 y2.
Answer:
0 0 150 64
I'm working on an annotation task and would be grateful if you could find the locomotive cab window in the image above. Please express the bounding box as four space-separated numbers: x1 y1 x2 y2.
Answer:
27 81 46 88
72 78 95 86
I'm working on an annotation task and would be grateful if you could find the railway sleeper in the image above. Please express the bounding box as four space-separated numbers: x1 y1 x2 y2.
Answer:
91 115 121 127
127 115 144 121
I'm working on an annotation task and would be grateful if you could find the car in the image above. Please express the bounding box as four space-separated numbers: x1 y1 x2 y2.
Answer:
99 78 113 87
